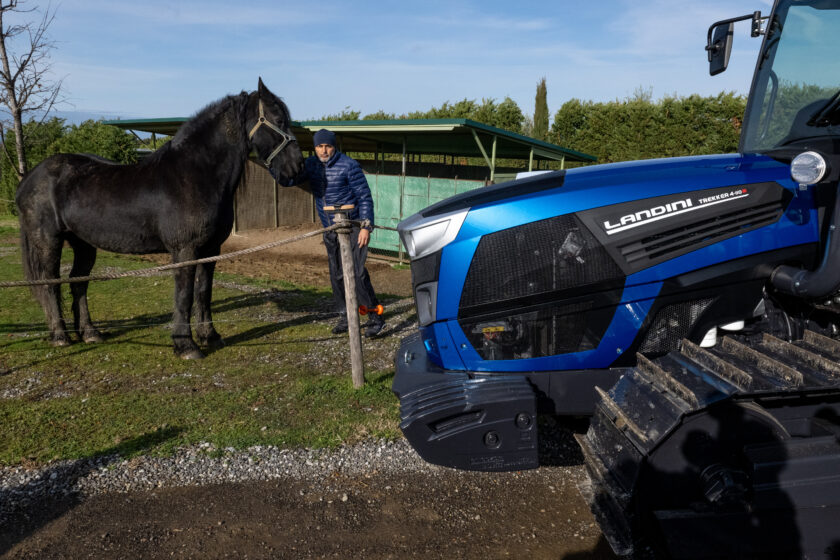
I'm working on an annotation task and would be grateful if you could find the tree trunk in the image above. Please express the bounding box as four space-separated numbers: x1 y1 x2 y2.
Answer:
11 105 24 177
0 4 34 180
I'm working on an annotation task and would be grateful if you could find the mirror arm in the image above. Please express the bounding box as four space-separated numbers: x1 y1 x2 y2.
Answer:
706 11 764 53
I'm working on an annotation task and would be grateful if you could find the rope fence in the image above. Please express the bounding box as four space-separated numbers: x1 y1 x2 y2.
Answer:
1 214 406 387
0 222 399 289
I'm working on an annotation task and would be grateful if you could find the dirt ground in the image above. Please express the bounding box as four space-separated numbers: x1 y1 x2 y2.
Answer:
1 470 617 560
216 225 413 298
1 225 616 559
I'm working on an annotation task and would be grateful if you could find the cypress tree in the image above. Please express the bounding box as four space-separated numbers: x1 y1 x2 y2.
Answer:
533 77 549 141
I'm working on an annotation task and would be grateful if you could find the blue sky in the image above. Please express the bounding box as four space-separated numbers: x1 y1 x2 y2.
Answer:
32 0 773 123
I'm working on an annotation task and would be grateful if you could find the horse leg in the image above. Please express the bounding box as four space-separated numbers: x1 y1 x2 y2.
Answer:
193 253 224 350
171 251 204 359
21 228 70 346
68 237 103 343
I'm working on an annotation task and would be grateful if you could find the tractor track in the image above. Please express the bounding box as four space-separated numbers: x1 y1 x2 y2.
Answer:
577 330 840 558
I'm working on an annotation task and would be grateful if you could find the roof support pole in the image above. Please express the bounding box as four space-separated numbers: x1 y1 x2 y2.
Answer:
528 147 534 172
402 135 407 176
490 135 497 183
561 156 566 170
128 129 144 144
470 129 493 170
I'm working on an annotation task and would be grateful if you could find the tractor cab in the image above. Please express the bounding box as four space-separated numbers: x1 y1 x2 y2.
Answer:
710 2 840 159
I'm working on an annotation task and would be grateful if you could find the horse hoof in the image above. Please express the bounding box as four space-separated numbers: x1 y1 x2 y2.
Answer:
83 333 104 344
51 336 71 347
179 349 206 360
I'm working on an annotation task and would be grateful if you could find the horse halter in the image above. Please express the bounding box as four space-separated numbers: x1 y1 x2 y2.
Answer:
247 99 296 167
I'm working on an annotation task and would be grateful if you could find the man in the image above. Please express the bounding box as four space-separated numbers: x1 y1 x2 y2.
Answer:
286 128 385 337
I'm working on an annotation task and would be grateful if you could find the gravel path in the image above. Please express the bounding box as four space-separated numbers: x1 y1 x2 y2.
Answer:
0 427 584 517
0 440 434 512
0 435 618 559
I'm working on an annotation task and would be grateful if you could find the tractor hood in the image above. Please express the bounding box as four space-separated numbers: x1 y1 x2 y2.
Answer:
417 153 792 226
457 153 796 238
399 153 795 263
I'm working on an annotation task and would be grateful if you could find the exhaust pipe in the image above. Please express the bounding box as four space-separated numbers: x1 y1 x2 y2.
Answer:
772 183 840 299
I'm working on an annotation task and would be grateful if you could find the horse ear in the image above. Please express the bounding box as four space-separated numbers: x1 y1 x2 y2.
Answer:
258 77 266 96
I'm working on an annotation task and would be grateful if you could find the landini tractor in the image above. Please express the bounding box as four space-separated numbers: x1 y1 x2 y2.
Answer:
393 1 840 557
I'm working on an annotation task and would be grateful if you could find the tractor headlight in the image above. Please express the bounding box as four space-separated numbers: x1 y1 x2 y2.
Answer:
398 208 469 260
791 151 828 186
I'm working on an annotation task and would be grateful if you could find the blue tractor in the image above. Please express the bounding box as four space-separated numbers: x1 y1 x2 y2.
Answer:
394 1 840 557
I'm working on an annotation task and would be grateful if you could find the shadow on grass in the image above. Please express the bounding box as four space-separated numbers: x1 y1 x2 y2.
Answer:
0 311 174 346
213 312 333 353
367 370 395 386
0 426 183 555
0 287 338 356
0 287 414 373
0 340 103 376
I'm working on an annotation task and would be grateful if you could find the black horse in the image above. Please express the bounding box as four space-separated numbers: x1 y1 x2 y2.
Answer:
15 79 304 359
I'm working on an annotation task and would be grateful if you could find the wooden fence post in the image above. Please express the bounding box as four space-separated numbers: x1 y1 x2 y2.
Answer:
326 205 365 388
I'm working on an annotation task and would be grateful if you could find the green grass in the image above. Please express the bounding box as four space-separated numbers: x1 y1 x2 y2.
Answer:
0 222 401 466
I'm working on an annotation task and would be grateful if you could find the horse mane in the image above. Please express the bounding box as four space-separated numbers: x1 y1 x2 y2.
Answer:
170 92 249 150
141 87 292 168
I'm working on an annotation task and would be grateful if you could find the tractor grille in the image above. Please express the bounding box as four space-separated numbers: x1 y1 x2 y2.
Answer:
639 297 717 354
617 201 784 269
460 215 623 310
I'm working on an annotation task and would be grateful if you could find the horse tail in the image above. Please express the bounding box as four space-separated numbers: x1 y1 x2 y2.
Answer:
18 221 39 283
15 167 57 286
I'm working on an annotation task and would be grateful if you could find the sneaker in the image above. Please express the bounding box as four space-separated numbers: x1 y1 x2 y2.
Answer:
331 320 348 334
365 316 386 338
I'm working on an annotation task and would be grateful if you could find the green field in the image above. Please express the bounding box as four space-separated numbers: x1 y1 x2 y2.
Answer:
0 217 402 466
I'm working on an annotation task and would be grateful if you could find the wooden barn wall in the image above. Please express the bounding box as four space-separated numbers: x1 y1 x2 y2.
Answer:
234 160 506 234
234 161 315 231
277 180 315 226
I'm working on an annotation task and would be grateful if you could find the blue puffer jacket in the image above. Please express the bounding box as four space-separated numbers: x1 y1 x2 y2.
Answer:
291 151 374 229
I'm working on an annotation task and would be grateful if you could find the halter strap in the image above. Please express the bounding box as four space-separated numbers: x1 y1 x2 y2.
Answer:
248 99 296 166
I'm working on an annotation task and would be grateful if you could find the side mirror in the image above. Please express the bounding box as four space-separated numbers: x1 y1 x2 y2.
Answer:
707 22 734 76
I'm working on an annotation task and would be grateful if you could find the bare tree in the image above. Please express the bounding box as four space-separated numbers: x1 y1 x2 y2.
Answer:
0 1 62 181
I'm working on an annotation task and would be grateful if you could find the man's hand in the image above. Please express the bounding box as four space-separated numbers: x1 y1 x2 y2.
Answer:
358 228 371 248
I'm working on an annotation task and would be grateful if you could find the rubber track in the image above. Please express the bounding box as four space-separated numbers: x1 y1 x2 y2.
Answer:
576 330 840 556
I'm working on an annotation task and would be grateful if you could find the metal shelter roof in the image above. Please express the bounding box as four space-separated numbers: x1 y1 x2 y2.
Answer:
104 117 596 178
294 119 595 163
